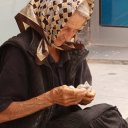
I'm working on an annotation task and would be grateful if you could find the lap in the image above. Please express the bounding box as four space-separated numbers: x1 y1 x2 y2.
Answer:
46 103 128 128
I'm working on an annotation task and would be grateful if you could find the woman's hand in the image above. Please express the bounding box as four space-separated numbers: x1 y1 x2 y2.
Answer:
79 88 96 105
49 85 87 106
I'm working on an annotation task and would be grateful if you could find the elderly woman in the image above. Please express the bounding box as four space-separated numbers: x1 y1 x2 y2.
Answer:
0 0 127 128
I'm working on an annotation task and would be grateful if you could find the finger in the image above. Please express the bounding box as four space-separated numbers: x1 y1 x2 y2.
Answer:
80 97 94 105
82 94 95 102
62 87 85 99
84 97 94 101
59 91 85 106
80 100 93 105
57 97 82 106
86 89 96 96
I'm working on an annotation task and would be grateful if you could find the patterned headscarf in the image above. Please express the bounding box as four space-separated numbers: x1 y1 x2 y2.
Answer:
15 0 94 61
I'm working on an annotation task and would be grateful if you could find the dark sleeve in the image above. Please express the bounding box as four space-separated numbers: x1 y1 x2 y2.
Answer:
0 46 29 112
74 59 92 87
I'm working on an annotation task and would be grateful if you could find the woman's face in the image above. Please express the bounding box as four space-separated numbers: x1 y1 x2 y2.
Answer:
54 11 86 46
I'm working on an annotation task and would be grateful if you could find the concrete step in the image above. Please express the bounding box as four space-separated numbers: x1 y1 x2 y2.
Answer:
87 45 128 65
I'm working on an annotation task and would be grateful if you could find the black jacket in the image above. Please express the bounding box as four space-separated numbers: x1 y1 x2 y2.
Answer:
0 28 92 128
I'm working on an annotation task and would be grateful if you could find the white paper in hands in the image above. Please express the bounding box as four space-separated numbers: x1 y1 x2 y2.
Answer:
69 81 92 90
77 81 92 90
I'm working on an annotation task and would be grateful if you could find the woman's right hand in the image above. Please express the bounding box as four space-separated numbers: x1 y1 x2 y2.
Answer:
48 85 87 106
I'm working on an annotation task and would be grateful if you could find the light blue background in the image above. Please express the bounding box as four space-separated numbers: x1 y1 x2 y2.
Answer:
0 0 29 44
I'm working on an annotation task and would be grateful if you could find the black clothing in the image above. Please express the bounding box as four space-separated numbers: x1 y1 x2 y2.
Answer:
47 103 128 128
0 28 91 127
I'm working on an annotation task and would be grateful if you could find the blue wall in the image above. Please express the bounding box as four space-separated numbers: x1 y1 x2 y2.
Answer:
100 0 128 27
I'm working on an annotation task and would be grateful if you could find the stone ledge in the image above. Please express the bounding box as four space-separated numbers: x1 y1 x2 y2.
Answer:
87 45 128 65
87 59 128 65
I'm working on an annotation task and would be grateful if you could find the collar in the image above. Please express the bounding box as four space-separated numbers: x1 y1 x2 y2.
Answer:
26 28 71 66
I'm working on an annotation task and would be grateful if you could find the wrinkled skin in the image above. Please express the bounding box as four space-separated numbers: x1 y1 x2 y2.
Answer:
49 85 96 106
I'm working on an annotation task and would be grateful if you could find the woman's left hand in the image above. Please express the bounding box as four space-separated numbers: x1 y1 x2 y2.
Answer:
79 88 96 105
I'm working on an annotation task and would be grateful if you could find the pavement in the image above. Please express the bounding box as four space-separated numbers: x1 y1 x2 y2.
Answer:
81 44 128 120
